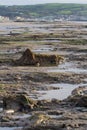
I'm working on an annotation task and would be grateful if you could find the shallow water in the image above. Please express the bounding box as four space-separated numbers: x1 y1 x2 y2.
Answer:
12 114 31 119
0 22 30 34
0 48 24 55
0 50 17 54
47 62 87 74
0 127 22 130
48 68 87 74
48 114 63 119
37 83 87 100
33 47 54 53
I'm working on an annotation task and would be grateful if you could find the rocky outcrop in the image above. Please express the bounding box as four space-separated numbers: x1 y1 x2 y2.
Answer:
71 86 87 96
66 86 87 107
3 94 37 112
30 113 50 126
75 95 87 107
14 48 64 66
15 48 38 66
35 53 64 66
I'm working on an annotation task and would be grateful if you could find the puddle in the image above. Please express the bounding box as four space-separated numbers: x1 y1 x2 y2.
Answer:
65 68 87 74
33 45 54 53
49 68 87 74
0 127 22 130
37 83 87 100
12 114 31 119
76 107 87 112
48 114 62 119
47 62 87 74
33 47 53 53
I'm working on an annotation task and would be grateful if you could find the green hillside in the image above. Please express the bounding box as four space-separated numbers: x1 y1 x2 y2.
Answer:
0 3 87 19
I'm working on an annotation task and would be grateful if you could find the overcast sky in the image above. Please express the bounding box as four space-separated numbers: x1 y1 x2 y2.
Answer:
0 0 87 5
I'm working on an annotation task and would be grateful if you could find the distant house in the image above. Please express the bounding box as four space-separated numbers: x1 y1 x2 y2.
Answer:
15 16 25 22
0 16 9 22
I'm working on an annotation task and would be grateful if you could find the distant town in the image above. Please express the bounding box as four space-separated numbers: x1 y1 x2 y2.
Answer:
0 15 87 22
0 3 87 22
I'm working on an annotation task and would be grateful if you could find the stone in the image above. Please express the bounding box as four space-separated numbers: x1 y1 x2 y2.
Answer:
14 48 64 66
30 112 50 126
15 48 38 66
75 95 87 107
3 94 37 112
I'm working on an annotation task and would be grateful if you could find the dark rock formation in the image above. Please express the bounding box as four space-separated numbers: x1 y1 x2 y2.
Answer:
15 48 64 66
75 95 87 107
35 54 63 66
3 94 37 112
15 48 38 66
65 86 87 107
68 95 87 108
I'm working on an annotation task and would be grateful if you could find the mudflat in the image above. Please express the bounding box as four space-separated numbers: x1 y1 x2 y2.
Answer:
0 21 87 130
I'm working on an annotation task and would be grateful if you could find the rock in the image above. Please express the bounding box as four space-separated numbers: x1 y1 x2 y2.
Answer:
51 98 61 103
75 95 87 107
5 109 14 114
35 53 64 66
3 94 37 112
72 86 87 96
1 117 10 122
14 48 64 66
48 110 63 115
30 112 50 126
66 86 87 107
66 94 87 108
14 48 38 66
62 122 79 128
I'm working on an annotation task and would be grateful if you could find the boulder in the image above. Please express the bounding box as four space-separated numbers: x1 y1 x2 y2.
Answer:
71 86 87 96
35 54 64 66
15 48 38 66
15 48 64 66
75 95 87 107
66 87 87 107
3 94 37 112
30 113 50 126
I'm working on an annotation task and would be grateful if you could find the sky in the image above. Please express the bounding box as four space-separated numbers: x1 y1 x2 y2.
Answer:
0 0 87 5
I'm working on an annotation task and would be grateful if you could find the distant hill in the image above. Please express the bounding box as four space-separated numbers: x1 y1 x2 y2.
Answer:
0 3 87 20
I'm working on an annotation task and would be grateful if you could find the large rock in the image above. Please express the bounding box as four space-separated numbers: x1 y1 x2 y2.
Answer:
15 48 38 66
66 87 87 107
71 86 87 96
3 94 37 112
30 113 50 126
75 95 87 107
35 53 63 66
15 48 64 66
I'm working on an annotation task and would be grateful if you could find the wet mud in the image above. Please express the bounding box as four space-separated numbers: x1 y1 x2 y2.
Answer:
0 21 87 130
